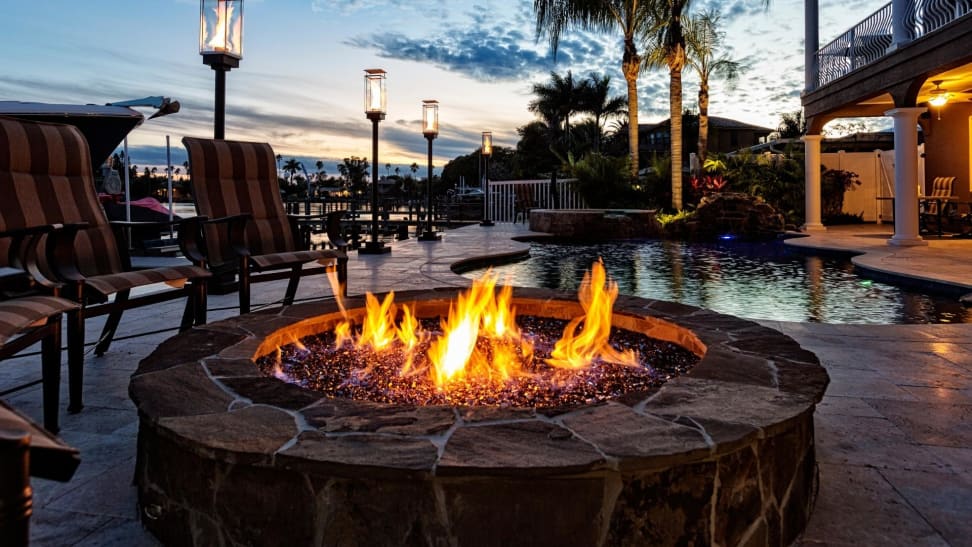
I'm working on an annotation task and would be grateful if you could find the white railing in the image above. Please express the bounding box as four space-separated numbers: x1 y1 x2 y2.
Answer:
486 179 586 223
816 3 892 87
814 0 971 88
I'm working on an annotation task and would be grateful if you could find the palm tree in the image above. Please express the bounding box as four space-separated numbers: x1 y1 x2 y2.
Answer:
528 71 583 150
777 111 805 139
282 158 302 185
579 73 627 153
684 9 740 162
533 1 653 179
642 0 690 210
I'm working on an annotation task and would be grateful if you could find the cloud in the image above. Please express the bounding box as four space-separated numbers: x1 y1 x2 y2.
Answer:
346 4 619 83
311 0 446 15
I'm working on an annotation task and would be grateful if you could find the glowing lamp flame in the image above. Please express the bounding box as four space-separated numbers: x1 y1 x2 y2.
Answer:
200 1 243 58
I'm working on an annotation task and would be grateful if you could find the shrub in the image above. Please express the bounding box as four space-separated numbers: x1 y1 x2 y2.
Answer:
725 150 805 226
821 168 861 219
572 153 640 208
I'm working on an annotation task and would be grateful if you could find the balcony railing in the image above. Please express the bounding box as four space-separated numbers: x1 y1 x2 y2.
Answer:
814 0 971 88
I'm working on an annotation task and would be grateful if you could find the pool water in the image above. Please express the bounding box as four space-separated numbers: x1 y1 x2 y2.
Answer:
462 240 971 324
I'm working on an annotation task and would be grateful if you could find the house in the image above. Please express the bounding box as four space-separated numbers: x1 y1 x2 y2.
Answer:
801 0 972 244
639 115 773 163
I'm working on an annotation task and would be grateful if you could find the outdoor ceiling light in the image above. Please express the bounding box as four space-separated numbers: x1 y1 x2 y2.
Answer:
365 69 387 120
422 99 439 138
928 80 950 107
199 0 243 59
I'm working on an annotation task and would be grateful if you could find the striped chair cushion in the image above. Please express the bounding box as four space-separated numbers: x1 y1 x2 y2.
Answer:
0 295 78 346
83 265 212 296
250 249 341 270
183 137 297 269
0 117 124 277
929 176 955 197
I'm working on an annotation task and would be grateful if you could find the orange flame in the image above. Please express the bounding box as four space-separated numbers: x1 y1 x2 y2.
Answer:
330 262 634 390
202 3 242 54
547 260 638 369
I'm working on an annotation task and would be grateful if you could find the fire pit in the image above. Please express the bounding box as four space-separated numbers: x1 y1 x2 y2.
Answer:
131 280 828 546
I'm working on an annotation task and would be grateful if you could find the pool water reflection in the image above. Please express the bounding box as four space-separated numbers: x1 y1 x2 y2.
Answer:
462 240 971 324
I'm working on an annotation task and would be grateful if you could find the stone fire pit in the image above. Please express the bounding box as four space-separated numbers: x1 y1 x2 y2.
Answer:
130 287 828 546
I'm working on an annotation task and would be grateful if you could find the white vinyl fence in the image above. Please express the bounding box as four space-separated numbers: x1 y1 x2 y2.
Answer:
486 179 586 223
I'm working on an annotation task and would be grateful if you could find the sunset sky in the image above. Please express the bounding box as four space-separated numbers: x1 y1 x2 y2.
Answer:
0 0 883 174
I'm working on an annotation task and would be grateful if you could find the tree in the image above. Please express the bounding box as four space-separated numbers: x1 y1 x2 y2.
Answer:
534 0 653 180
579 72 627 152
514 120 560 179
642 0 691 210
315 160 327 182
528 71 583 149
282 158 302 185
777 111 806 138
683 9 740 162
338 156 369 196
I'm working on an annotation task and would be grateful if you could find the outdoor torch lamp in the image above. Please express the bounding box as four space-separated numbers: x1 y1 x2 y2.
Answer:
199 0 243 139
360 69 391 254
480 131 494 226
419 100 441 241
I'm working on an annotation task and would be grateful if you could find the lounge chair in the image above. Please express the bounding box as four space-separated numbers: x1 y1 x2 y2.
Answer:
183 137 348 314
0 227 79 433
0 117 210 414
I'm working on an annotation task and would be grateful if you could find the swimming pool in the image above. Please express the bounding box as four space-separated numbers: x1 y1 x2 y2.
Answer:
461 239 971 324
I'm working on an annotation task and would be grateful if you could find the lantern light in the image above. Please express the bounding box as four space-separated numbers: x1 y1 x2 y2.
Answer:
199 0 244 59
365 69 387 119
422 100 439 137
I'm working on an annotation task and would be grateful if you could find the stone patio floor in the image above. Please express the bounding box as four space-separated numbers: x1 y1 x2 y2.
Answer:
4 223 971 546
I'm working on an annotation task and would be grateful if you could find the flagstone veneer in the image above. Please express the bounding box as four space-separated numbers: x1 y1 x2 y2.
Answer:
130 287 828 547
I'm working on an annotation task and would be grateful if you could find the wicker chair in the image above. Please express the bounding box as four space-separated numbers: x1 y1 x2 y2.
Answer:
0 117 210 414
183 137 348 313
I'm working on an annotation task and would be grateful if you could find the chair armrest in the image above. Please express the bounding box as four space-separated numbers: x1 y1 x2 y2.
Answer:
174 216 208 265
202 214 252 259
43 223 95 285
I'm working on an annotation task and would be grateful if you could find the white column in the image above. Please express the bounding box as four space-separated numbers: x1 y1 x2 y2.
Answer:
885 107 927 246
802 134 826 232
888 0 911 52
804 0 819 91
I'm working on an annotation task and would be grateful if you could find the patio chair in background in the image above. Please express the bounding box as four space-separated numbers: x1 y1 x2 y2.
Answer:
0 227 79 433
919 176 957 235
514 185 538 224
183 137 348 314
0 117 211 414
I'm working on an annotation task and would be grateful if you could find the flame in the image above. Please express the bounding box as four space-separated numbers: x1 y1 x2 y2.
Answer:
547 260 638 369
330 262 634 390
202 3 242 54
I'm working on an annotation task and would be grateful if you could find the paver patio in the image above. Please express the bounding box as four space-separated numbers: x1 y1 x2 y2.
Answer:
4 223 971 546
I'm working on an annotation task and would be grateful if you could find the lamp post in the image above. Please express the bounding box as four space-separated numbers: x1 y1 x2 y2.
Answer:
199 0 243 139
359 69 391 254
480 131 494 226
419 100 441 241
